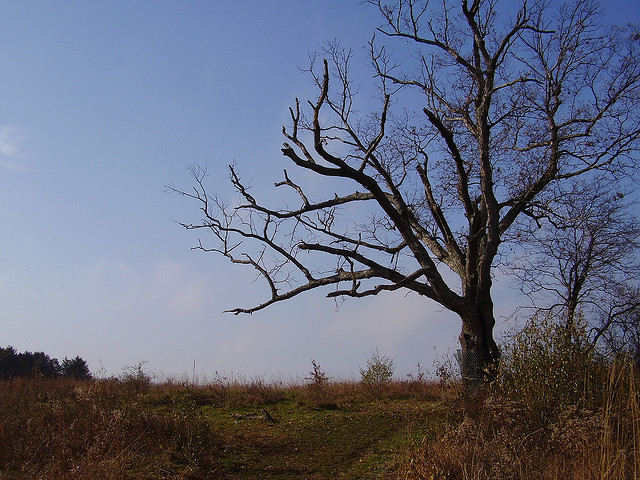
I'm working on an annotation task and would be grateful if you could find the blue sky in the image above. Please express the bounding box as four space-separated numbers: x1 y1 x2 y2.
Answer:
1 1 637 381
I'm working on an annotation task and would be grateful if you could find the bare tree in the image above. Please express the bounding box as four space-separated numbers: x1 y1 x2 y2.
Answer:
171 0 640 384
514 178 640 339
594 285 640 364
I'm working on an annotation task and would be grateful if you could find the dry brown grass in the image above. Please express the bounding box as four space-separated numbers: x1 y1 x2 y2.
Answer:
3 331 636 480
401 362 639 480
398 318 640 480
0 377 222 479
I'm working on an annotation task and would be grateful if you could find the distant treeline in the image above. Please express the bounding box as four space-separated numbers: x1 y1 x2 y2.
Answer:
0 346 91 380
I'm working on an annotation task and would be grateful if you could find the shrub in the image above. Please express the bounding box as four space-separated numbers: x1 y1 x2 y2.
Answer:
119 361 153 394
306 359 330 389
494 314 604 421
359 349 394 396
305 359 337 408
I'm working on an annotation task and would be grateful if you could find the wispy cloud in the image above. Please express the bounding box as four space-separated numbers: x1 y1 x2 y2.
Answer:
0 125 29 171
0 126 26 156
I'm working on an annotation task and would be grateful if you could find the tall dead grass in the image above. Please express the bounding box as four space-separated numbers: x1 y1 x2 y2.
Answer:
0 378 222 479
400 318 640 480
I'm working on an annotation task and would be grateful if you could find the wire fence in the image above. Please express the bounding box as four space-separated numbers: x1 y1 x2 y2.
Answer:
455 349 485 386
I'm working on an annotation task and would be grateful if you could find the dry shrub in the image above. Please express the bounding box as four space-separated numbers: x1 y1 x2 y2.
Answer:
400 317 640 480
495 316 605 422
305 360 339 409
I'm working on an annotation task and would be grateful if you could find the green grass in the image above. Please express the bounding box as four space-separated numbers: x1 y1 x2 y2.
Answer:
204 399 437 479
150 382 445 479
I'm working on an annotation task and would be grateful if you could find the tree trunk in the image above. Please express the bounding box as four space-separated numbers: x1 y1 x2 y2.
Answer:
458 301 500 391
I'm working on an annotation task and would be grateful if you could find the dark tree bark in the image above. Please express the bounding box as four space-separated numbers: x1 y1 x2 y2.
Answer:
170 0 640 386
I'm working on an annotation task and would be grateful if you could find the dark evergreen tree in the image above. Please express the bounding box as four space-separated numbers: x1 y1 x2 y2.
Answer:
61 356 92 380
17 351 61 378
0 346 19 379
0 346 91 379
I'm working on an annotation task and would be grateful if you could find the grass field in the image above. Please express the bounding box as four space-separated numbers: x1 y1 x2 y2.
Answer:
1 351 638 479
0 375 449 479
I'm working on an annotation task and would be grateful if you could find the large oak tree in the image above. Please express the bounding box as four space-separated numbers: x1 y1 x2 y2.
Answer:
172 0 640 384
